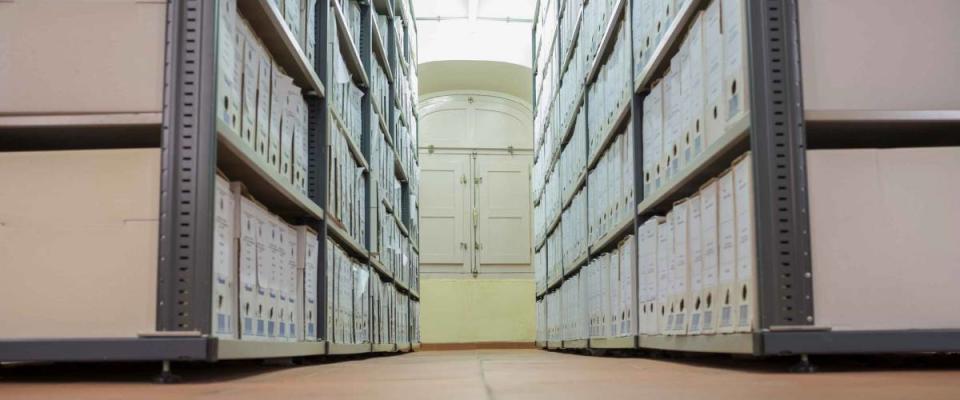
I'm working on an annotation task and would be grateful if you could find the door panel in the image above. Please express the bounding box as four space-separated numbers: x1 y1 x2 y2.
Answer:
420 154 470 270
474 154 532 267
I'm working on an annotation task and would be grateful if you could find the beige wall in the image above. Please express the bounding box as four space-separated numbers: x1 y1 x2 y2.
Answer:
421 279 535 343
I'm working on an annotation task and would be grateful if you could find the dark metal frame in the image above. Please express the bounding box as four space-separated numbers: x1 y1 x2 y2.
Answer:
746 0 814 331
157 0 217 335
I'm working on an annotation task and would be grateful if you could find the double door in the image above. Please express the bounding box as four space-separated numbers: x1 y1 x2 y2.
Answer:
420 151 532 277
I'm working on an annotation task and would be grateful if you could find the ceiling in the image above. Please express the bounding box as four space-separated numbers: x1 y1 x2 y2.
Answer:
418 60 532 104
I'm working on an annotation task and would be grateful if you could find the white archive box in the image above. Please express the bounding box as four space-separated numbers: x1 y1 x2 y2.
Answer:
233 185 267 341
663 64 683 182
721 0 750 124
259 209 281 340
325 239 335 341
681 13 707 166
686 194 704 334
354 265 370 344
297 226 320 341
0 149 159 339
656 213 673 335
270 63 292 170
217 0 242 133
609 250 621 337
293 97 309 192
631 0 651 74
808 147 960 331
303 0 318 64
638 217 661 335
697 178 720 334
670 199 690 335
240 18 260 147
280 81 301 181
618 236 638 337
716 168 737 333
651 0 669 46
702 0 726 148
282 223 300 341
643 81 665 196
255 40 273 161
283 0 303 46
732 153 757 333
0 0 166 115
213 175 238 339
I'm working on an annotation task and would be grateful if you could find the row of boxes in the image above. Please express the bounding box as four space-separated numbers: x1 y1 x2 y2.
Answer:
376 205 414 286
545 289 561 342
581 0 619 78
560 188 588 270
340 0 362 51
376 12 390 52
373 124 402 212
587 23 632 159
370 55 390 121
326 237 369 344
217 175 319 342
587 128 635 243
561 273 586 340
265 0 319 64
372 274 394 344
542 164 563 240
533 197 547 247
535 246 548 295
638 152 755 336
395 117 418 188
218 0 310 194
546 228 564 285
331 32 364 148
559 0 585 64
631 0 688 80
641 0 750 197
537 235 638 342
559 109 587 204
557 38 585 135
535 0 559 78
328 113 367 243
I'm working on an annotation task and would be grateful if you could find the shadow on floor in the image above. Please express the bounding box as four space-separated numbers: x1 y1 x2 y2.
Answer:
0 352 405 384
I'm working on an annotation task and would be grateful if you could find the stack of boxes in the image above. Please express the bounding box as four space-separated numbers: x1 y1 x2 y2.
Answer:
587 24 632 160
560 189 588 266
218 0 311 194
634 153 755 336
640 0 750 196
587 128 635 243
221 176 318 342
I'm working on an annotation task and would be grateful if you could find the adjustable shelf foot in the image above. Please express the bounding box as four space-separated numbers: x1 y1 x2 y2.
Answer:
153 360 182 384
789 354 818 373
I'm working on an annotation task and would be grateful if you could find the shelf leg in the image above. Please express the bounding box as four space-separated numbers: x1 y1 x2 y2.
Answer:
789 354 818 373
153 360 182 384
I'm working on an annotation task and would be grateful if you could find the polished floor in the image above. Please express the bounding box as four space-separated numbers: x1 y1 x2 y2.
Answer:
3 349 960 399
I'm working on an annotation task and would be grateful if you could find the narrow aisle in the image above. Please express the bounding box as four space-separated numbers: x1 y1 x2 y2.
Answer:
3 350 960 400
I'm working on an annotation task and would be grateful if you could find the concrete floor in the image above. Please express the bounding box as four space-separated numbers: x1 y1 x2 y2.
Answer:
3 349 960 399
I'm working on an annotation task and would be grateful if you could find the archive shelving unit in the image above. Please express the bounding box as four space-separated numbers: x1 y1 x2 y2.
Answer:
532 0 960 357
0 0 420 363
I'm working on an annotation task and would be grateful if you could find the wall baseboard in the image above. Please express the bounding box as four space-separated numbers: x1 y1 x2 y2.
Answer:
421 342 536 351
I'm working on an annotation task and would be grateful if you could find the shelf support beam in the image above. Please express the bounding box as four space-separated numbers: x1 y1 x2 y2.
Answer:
157 0 218 334
746 0 815 331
